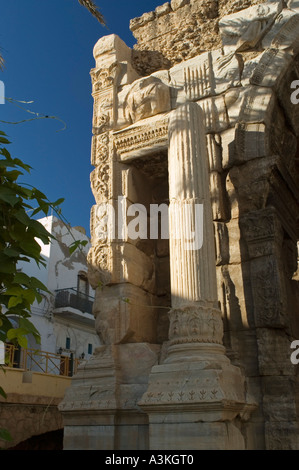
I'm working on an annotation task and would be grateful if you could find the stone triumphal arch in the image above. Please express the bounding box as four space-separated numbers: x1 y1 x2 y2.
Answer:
60 0 299 450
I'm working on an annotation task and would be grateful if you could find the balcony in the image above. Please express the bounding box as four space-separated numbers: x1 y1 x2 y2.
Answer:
53 288 95 325
4 343 81 377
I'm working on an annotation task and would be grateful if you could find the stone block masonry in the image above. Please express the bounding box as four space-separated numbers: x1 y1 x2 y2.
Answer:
130 0 266 75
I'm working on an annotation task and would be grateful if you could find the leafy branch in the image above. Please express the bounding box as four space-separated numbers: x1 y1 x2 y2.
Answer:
0 129 89 352
0 133 57 348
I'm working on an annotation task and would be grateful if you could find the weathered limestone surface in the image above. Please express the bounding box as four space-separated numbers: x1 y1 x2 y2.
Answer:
60 0 299 450
130 0 270 75
1 394 63 450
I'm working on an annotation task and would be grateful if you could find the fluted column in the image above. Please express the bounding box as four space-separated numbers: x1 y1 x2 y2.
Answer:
168 102 217 304
166 102 224 362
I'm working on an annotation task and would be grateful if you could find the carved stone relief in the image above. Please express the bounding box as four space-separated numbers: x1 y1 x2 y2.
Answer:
114 114 169 160
124 76 171 123
219 2 283 53
168 304 224 346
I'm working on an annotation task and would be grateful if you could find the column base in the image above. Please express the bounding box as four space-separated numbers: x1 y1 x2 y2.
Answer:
148 421 245 450
139 355 253 450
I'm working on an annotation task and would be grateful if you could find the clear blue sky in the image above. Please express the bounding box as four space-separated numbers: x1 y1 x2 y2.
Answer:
0 0 163 236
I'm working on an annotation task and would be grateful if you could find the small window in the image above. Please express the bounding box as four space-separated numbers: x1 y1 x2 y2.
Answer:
88 343 93 355
77 272 89 297
66 337 71 350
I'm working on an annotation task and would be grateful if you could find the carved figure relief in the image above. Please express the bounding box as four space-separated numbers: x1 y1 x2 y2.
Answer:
219 2 282 52
92 96 113 133
124 76 171 123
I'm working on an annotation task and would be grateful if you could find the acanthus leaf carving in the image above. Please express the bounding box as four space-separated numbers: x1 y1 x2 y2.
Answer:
87 242 112 288
168 305 223 346
91 62 121 92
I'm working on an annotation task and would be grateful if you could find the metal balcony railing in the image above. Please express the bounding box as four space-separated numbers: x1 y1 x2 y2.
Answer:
4 344 81 377
54 288 94 315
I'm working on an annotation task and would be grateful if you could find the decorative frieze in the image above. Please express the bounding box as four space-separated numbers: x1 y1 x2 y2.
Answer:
240 207 283 259
113 115 169 161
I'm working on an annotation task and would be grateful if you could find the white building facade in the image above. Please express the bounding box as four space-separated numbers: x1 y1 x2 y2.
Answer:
17 216 100 374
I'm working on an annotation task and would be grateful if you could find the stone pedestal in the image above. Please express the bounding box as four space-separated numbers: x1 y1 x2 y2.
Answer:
60 344 159 450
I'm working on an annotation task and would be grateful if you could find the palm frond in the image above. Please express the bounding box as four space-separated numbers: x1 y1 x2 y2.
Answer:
0 50 4 70
78 0 106 25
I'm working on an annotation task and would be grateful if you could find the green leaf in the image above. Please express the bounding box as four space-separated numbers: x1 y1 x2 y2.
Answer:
0 428 12 442
0 187 19 206
0 386 7 399
0 148 11 159
22 288 36 304
69 240 80 254
69 239 88 254
4 286 24 297
29 276 50 293
7 328 28 348
6 328 19 340
19 239 41 258
0 316 13 336
5 170 23 182
31 188 47 200
18 318 40 343
2 247 21 258
0 137 11 144
13 272 31 287
0 254 16 273
14 208 31 225
8 296 23 309
52 197 65 207
16 335 28 349
28 219 52 243
13 158 32 173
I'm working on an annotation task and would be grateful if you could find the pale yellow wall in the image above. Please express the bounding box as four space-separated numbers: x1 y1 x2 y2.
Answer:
0 367 71 402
